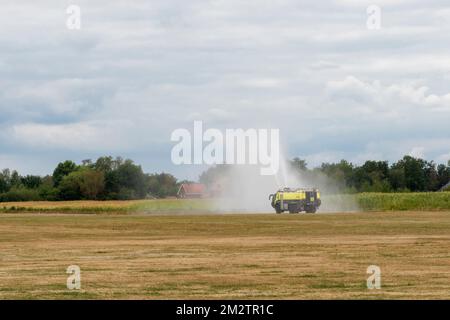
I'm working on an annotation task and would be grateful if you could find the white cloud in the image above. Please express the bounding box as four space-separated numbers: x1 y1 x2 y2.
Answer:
327 76 450 110
0 0 449 177
409 146 425 159
11 121 136 152
437 153 450 164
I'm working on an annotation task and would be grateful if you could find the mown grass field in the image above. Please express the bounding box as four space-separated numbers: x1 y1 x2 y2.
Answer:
0 192 449 213
0 211 449 299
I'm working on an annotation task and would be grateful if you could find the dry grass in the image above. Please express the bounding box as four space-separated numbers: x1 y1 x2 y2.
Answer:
0 199 211 213
0 211 449 299
0 200 140 209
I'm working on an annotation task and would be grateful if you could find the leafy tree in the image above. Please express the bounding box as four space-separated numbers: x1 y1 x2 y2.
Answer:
354 161 389 192
38 176 59 201
58 168 104 200
147 173 178 198
77 169 105 199
0 169 21 192
10 170 21 188
291 158 308 171
0 169 11 193
115 159 147 199
53 161 78 187
21 175 42 189
437 163 450 189
94 156 117 173
93 156 127 198
388 167 406 191
424 161 439 191
320 160 354 189
391 156 427 191
58 173 82 200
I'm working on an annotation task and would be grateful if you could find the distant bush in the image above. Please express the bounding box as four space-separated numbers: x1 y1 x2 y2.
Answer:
0 187 42 202
116 188 138 200
58 168 104 200
38 185 59 201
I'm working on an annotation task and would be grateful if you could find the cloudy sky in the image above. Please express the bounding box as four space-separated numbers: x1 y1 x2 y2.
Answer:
1 0 449 180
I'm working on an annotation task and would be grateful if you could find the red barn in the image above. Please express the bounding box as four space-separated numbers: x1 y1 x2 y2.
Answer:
177 183 206 198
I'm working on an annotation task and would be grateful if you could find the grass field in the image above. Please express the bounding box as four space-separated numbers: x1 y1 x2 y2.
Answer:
0 199 212 214
322 192 450 212
0 192 449 214
354 192 450 211
1 211 449 299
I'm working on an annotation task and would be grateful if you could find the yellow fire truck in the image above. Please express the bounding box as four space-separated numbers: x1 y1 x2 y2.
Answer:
269 188 321 214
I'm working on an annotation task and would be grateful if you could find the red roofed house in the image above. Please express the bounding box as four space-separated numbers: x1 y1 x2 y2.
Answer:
177 183 206 199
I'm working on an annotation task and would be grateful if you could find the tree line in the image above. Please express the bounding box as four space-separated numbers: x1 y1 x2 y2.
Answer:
0 156 183 202
289 155 450 193
0 155 449 202
199 155 450 193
